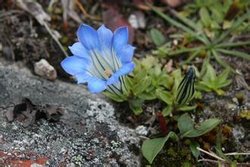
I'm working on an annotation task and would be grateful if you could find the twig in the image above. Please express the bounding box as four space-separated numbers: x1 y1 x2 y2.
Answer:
198 158 250 166
225 152 250 156
0 10 24 18
75 0 100 20
16 0 68 57
44 23 68 57
197 147 226 162
198 158 222 164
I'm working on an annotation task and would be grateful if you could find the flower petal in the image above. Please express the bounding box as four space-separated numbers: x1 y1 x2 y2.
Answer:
97 25 113 53
75 73 91 84
61 56 89 75
112 27 128 52
68 42 90 60
117 44 135 64
77 24 100 50
115 62 135 76
87 77 107 93
107 62 135 85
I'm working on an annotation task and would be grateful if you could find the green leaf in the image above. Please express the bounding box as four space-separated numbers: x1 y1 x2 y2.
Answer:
185 118 221 138
103 91 126 102
178 113 195 136
210 6 224 23
133 77 152 95
158 75 173 89
214 10 250 44
129 98 144 115
168 47 203 56
150 5 209 44
196 82 212 92
178 113 221 138
203 63 216 82
150 28 166 46
140 56 158 69
217 69 231 86
162 106 173 116
138 91 157 100
200 7 211 27
142 132 178 164
216 41 250 48
178 105 197 111
190 141 200 159
156 89 173 105
197 61 232 95
182 49 201 64
175 67 196 106
214 89 225 95
172 9 210 43
211 50 232 70
171 69 182 92
199 56 210 77
217 49 250 61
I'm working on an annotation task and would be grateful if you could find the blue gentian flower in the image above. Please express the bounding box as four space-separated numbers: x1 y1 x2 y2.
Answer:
61 24 135 94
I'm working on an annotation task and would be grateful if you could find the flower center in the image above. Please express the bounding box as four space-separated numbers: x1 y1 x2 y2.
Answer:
104 69 113 78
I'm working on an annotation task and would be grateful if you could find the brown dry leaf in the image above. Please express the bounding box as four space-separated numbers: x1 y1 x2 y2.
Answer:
164 59 173 73
61 0 82 26
5 98 63 127
102 3 135 43
16 0 51 25
132 0 153 11
161 0 189 8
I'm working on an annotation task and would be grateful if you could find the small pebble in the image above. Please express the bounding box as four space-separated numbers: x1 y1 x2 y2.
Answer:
135 125 148 136
128 11 146 29
34 59 57 81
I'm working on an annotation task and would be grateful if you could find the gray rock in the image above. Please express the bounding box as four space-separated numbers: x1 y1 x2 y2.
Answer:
0 59 140 166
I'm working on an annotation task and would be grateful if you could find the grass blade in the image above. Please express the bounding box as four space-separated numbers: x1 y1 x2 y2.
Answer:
217 49 250 61
151 6 209 45
169 47 204 56
216 41 250 48
213 10 250 45
211 50 232 70
168 8 210 44
182 49 201 65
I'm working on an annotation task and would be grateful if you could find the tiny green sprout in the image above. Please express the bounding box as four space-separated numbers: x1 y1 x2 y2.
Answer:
197 63 232 95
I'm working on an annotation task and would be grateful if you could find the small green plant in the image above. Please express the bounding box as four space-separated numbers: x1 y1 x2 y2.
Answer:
196 62 232 95
104 56 172 114
141 66 222 164
183 0 249 38
156 67 200 116
142 113 221 164
150 2 250 69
